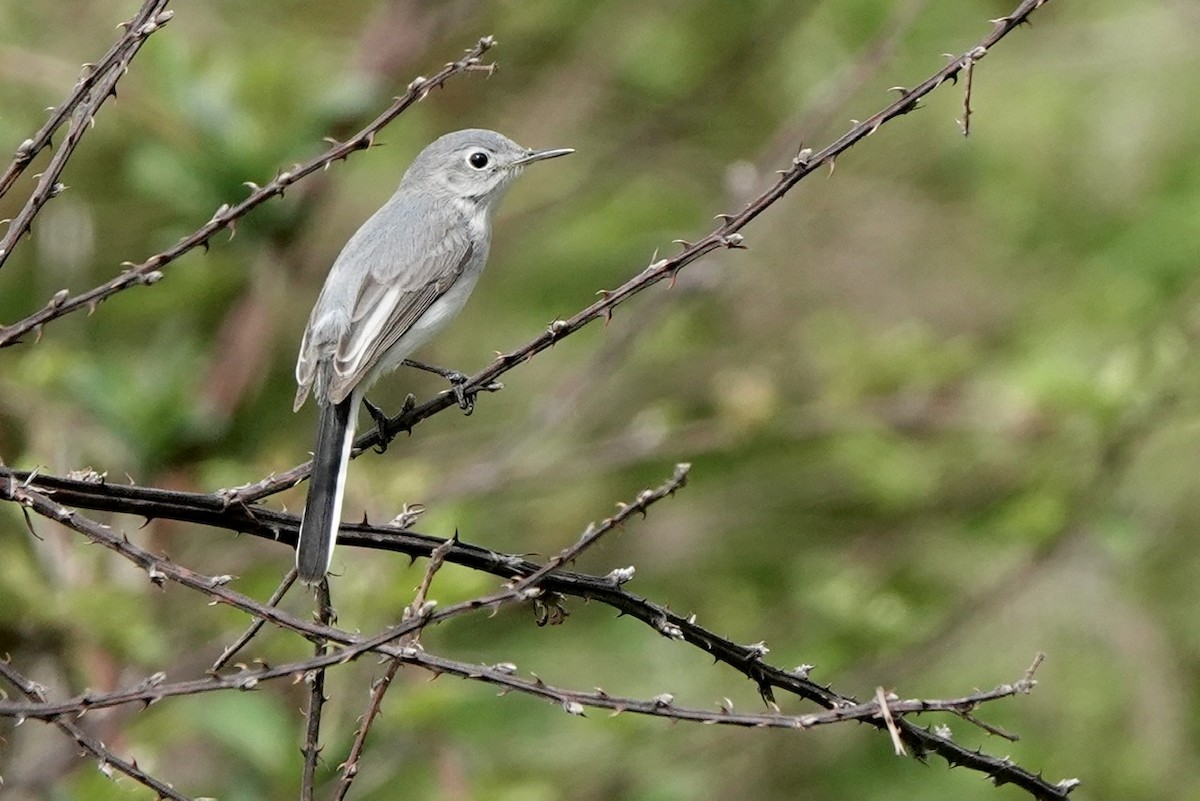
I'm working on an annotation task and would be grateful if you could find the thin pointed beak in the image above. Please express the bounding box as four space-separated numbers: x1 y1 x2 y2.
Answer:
512 147 574 166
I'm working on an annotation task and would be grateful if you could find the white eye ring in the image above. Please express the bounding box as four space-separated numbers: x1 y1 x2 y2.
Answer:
467 150 490 170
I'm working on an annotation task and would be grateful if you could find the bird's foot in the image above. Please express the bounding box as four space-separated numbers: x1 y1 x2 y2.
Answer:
402 359 503 416
361 394 416 453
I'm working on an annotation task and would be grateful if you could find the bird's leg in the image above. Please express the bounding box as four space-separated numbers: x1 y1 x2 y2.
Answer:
361 394 416 453
402 358 503 416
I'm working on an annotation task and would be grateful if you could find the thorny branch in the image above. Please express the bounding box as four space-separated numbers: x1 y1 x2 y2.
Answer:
0 35 497 348
0 658 194 801
1 462 1077 799
209 568 298 673
217 0 1058 508
0 465 691 669
0 0 169 201
0 642 1049 741
0 2 173 273
331 535 457 801
301 579 335 801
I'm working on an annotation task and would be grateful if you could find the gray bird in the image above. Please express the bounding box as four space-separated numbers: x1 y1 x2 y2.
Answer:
294 129 572 583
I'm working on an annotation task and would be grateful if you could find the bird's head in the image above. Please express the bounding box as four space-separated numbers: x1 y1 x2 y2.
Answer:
407 128 573 207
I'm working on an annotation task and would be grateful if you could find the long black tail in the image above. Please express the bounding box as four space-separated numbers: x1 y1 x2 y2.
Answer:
297 397 355 583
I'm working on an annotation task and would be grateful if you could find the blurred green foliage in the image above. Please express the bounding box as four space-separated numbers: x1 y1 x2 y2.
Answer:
2 0 1199 799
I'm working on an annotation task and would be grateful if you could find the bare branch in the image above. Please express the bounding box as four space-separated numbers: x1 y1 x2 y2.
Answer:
0 3 173 271
209 568 298 673
0 463 1074 797
0 646 1048 741
331 534 456 800
301 579 335 801
0 0 170 201
0 658 194 800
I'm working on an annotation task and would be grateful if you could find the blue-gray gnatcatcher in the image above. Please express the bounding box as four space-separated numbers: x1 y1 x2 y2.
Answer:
293 129 572 583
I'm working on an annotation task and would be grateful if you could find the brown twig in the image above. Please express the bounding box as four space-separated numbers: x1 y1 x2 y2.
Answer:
331 535 456 801
956 46 986 136
0 647 1050 742
877 686 908 756
0 0 170 202
0 35 497 348
0 657 194 800
301 579 335 801
209 568 298 673
0 3 173 271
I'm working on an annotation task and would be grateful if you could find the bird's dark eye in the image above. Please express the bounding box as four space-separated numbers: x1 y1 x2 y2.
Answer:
468 151 490 169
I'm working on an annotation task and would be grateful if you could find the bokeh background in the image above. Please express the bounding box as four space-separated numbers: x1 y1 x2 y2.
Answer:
1 0 1199 799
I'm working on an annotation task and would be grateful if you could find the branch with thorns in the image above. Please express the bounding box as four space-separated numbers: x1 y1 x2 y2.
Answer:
0 658 194 801
0 645 1051 739
331 533 456 800
0 1 174 272
0 0 170 201
1 462 1076 799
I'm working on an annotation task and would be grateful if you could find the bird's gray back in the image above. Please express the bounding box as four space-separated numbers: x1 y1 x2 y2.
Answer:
294 184 484 408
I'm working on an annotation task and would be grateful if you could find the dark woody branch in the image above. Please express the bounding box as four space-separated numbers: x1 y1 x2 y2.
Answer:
1 462 1075 799
0 644 1049 742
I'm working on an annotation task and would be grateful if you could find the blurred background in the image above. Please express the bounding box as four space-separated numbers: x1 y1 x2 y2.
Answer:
1 0 1198 799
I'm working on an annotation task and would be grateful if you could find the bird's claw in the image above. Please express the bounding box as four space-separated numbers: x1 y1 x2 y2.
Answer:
362 397 391 453
446 371 475 415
